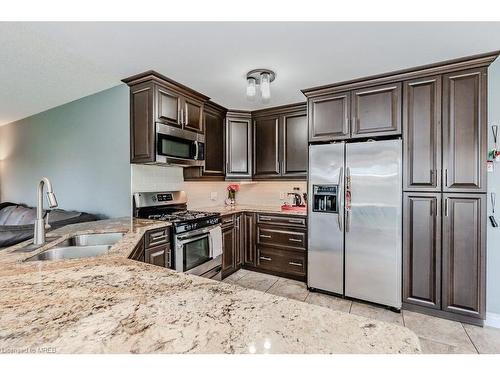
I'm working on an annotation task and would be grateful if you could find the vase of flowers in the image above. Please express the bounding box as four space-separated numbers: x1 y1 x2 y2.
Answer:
226 184 240 206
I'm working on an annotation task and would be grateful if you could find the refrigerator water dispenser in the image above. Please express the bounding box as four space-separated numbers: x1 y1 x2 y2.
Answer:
312 185 338 213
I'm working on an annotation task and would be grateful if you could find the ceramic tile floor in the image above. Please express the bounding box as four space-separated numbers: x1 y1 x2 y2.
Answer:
223 269 500 354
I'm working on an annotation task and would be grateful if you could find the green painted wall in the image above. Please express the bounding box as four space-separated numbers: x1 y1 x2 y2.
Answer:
0 84 130 218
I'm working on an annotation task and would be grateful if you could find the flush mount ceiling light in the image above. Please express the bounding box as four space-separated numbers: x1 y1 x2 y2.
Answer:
246 69 276 101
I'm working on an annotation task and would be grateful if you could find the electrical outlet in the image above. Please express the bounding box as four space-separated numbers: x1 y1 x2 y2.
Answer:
210 192 218 201
279 192 286 200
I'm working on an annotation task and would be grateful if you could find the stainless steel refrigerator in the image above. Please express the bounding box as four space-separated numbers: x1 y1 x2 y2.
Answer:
307 139 402 309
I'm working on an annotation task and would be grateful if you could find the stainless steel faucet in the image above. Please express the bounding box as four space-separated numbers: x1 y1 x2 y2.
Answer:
33 177 58 246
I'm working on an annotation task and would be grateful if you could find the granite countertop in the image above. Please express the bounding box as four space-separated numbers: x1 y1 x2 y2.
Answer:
193 204 308 217
0 218 420 354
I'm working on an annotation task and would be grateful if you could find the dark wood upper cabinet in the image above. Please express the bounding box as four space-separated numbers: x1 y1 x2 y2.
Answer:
183 96 204 133
156 85 181 127
123 71 209 164
403 192 441 310
442 193 486 319
308 92 350 142
129 83 155 163
351 82 402 138
282 111 308 178
442 68 487 193
253 116 280 178
184 101 226 180
403 76 442 191
226 111 252 179
252 103 307 180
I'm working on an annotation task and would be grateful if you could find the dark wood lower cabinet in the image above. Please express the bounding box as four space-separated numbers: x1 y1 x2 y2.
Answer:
403 192 441 309
221 214 241 278
145 244 168 267
129 227 172 269
403 192 486 325
242 212 256 267
442 193 486 319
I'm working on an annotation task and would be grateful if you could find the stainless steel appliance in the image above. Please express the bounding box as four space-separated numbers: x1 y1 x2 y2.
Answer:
156 123 204 167
308 139 402 309
133 191 222 279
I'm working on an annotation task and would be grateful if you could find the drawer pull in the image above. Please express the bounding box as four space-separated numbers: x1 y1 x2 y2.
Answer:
259 234 272 238
289 261 303 267
260 256 272 261
288 218 304 224
259 217 272 221
150 232 165 239
288 238 302 242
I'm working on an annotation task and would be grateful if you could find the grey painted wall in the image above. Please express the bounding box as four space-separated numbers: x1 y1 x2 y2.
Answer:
487 59 500 316
0 84 131 218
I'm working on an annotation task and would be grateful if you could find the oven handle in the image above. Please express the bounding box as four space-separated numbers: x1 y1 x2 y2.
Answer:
176 233 209 243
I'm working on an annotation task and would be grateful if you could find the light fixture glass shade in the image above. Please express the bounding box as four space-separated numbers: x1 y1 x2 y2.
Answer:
246 77 256 98
260 72 271 100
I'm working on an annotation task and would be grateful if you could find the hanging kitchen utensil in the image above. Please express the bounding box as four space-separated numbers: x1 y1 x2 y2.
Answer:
492 125 500 162
490 192 498 227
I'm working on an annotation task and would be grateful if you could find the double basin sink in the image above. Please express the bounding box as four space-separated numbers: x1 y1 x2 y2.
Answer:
24 232 125 262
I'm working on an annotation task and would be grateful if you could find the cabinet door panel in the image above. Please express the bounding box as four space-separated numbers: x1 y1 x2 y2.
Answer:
282 112 308 178
442 194 486 319
203 109 225 176
226 116 252 178
403 193 441 309
156 86 181 127
442 68 487 192
243 213 256 267
308 92 350 141
352 82 402 138
145 244 167 267
403 76 442 191
253 116 280 178
222 224 235 274
183 97 204 133
130 85 155 163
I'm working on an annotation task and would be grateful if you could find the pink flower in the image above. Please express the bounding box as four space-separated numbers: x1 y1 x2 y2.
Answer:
227 184 240 192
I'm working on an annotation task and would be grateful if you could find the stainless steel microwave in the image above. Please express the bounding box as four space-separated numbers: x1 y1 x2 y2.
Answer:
156 123 205 167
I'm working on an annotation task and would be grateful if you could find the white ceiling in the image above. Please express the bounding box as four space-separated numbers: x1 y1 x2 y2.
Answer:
1 22 500 126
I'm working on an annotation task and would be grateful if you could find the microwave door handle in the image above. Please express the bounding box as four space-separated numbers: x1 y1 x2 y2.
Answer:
194 141 199 160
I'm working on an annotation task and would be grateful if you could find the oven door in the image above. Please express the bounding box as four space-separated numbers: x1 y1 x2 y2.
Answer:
174 225 221 276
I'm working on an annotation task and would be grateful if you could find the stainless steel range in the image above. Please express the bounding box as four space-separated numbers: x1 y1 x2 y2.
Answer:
133 191 222 279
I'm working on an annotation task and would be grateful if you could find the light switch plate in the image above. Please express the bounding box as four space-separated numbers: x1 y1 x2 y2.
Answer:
210 192 218 201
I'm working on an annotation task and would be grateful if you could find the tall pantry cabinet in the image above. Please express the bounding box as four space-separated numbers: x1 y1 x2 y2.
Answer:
403 64 489 325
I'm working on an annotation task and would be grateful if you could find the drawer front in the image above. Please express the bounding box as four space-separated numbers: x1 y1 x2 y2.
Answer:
257 226 306 250
257 214 306 228
221 214 235 227
256 246 306 277
145 227 170 248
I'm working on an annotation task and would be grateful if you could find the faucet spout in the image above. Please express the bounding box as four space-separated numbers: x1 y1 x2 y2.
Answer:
34 177 58 246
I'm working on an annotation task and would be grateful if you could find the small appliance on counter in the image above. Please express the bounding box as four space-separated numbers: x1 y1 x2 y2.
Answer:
133 191 222 279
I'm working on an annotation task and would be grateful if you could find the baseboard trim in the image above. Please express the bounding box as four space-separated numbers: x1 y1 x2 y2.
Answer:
485 312 500 328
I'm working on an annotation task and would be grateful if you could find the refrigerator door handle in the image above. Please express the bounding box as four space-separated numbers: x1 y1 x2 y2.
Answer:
338 167 343 231
345 167 351 233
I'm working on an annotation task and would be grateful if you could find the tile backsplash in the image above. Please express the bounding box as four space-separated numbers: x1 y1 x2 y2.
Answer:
131 164 307 209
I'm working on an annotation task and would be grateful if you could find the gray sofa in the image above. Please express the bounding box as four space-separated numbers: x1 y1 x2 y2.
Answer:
0 202 98 248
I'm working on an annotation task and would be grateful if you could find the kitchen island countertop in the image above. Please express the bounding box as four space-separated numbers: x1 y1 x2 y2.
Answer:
0 218 420 354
